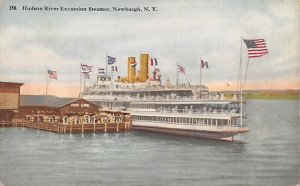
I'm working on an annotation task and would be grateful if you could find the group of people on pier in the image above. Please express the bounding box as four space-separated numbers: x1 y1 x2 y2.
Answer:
24 113 125 124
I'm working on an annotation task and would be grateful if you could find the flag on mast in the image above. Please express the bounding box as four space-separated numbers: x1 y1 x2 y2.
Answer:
112 66 118 72
150 58 158 66
48 70 58 79
81 64 93 73
201 59 209 68
243 39 268 58
107 56 116 65
177 64 185 74
98 67 105 74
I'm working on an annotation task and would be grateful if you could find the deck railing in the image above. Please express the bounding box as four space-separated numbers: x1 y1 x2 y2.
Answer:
158 108 240 114
131 108 241 115
132 119 245 128
84 84 208 91
81 95 235 102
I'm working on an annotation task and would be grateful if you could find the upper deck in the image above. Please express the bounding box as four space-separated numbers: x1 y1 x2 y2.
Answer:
81 81 209 99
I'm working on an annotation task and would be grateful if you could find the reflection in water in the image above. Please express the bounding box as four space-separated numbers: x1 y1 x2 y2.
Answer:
132 130 247 154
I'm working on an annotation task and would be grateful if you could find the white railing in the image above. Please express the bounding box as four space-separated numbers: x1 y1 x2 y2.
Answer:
84 84 208 91
160 109 239 115
81 95 233 102
131 119 247 129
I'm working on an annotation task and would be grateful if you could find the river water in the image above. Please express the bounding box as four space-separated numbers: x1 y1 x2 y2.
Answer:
0 100 299 186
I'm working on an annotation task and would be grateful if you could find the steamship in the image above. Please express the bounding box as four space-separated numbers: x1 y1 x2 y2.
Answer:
81 54 249 140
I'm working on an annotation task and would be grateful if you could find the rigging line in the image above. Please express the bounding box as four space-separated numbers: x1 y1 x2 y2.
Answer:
242 57 250 90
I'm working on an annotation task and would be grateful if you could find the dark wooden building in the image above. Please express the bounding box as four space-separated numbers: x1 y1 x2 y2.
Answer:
0 82 24 121
19 95 101 118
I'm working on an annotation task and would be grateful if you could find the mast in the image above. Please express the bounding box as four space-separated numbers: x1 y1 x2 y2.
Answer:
83 74 86 92
45 69 48 96
110 65 113 100
200 59 202 98
239 36 243 127
79 63 82 98
176 62 179 86
105 53 108 76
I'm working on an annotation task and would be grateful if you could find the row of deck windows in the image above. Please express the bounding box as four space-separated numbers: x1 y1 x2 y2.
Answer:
132 115 238 126
131 104 241 114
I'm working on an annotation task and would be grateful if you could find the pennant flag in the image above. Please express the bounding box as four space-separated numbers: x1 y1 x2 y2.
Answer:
81 64 93 73
107 56 116 65
112 66 118 72
82 72 90 79
130 61 137 67
243 39 268 58
98 67 105 74
150 58 158 66
177 64 185 74
201 59 209 68
48 70 58 80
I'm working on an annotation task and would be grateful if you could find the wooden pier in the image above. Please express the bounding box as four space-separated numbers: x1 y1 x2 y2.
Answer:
0 118 131 134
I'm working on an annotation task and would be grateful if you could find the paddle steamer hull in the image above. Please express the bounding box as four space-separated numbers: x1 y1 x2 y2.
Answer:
132 121 249 140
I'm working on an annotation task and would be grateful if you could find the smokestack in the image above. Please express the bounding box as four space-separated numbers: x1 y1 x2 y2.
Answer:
128 57 136 83
139 54 149 82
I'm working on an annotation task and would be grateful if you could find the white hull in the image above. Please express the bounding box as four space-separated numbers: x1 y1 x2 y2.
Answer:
132 121 249 140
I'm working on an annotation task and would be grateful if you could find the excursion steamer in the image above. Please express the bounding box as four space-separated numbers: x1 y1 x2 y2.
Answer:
82 53 249 141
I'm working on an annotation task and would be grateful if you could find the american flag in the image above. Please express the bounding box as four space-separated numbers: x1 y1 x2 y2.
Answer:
48 70 57 79
243 39 268 58
177 64 185 74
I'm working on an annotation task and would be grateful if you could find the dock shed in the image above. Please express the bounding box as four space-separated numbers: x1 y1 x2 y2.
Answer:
19 95 102 118
0 81 24 121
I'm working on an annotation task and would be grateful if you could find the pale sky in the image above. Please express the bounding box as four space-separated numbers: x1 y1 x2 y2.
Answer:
0 0 299 97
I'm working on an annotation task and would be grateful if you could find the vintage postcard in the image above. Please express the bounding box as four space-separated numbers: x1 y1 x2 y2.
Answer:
0 0 299 185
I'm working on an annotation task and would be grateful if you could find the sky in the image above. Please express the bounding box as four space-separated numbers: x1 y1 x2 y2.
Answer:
0 0 299 97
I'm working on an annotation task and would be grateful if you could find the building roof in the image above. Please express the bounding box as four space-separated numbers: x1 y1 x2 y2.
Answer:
0 81 24 87
20 95 79 108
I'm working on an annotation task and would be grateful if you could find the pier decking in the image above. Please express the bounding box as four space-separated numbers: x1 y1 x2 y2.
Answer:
0 119 131 134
